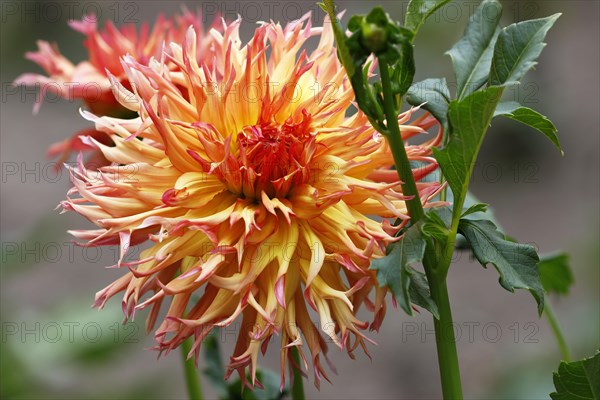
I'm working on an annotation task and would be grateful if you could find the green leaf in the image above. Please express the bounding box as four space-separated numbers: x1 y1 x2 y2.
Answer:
447 0 502 100
493 100 521 115
370 222 427 315
457 191 504 229
422 210 450 242
422 206 452 247
461 202 489 217
406 78 450 130
585 354 600 400
489 14 561 86
447 190 505 248
391 42 415 96
407 267 440 319
432 86 503 219
538 252 574 296
494 101 562 154
551 351 600 400
445 190 501 222
458 218 544 314
405 0 452 34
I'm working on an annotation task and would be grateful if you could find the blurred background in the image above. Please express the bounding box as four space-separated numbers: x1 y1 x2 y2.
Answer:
1 0 598 399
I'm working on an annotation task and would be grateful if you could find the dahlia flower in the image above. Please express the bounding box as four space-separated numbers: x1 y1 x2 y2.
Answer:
14 9 218 164
62 14 442 389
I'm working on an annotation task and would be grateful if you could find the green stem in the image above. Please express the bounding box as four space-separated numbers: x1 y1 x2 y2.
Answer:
544 297 571 361
380 60 463 399
426 272 464 399
379 62 425 223
181 338 203 400
291 347 306 400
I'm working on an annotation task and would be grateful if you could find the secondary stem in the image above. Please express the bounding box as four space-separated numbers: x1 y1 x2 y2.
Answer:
380 60 463 399
544 298 571 361
181 338 203 400
291 347 306 400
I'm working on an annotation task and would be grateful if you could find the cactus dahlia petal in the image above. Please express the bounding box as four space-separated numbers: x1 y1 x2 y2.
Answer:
62 15 442 389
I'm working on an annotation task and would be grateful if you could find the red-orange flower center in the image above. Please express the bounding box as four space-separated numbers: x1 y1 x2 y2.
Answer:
237 110 314 198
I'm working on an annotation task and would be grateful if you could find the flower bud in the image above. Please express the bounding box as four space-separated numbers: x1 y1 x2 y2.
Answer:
360 22 389 53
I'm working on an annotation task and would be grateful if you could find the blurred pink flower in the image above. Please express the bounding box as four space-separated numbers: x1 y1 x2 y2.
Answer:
15 9 220 165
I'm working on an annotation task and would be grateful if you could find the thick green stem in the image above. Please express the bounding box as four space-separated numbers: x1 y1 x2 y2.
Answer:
291 347 305 400
380 60 463 399
181 338 203 400
426 272 464 399
544 298 571 361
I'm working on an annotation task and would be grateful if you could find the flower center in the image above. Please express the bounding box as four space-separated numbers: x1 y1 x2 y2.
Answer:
237 111 314 198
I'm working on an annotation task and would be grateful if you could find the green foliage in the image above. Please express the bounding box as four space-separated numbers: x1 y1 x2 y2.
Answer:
347 7 414 62
489 14 561 86
406 78 450 130
551 351 600 400
434 7 560 225
447 190 504 233
370 222 425 315
407 267 440 319
202 334 287 400
458 219 544 314
447 0 502 100
405 0 453 34
436 6 560 215
392 42 416 96
494 101 562 153
432 86 504 219
325 3 563 396
225 370 287 400
422 207 452 242
330 0 561 322
461 202 490 218
344 7 415 115
422 207 453 259
538 252 574 296
370 222 438 317
321 1 431 135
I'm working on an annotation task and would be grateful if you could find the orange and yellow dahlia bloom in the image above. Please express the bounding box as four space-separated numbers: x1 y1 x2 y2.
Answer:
15 9 218 164
63 15 442 388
